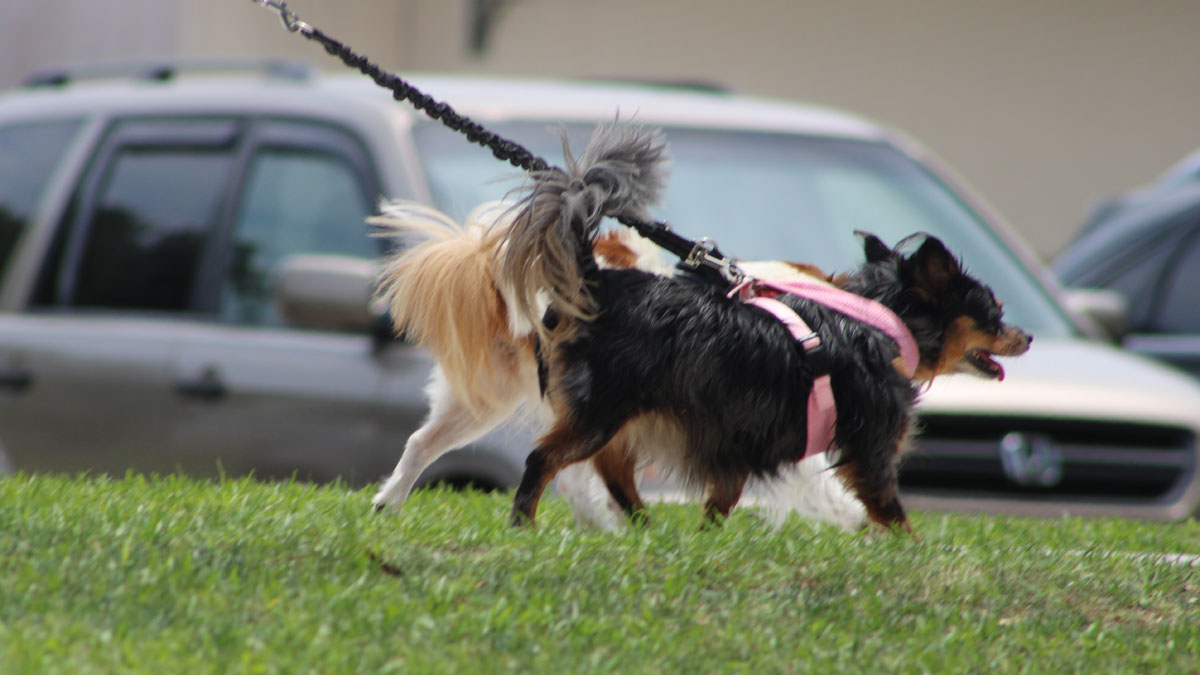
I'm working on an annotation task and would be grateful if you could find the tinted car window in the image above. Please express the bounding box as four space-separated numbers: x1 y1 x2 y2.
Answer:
1056 186 1200 285
414 121 1074 337
1155 232 1200 334
1085 226 1191 331
1055 193 1200 333
0 120 81 281
223 148 375 326
72 148 233 311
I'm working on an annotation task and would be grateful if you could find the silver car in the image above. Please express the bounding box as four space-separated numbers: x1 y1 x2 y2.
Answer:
1 62 1198 519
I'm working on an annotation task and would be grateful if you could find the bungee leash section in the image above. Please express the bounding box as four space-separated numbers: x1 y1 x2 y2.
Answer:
249 0 745 287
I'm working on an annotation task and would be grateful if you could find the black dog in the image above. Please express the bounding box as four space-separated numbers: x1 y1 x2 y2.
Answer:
499 125 1031 533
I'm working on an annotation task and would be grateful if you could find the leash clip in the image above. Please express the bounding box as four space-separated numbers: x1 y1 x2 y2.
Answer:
723 259 746 285
682 237 746 286
683 237 716 268
251 0 311 34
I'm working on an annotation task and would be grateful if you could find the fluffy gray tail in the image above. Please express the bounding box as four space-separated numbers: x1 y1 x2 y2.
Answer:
500 123 671 337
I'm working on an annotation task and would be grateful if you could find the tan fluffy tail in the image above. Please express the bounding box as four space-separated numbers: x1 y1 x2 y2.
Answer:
371 202 520 414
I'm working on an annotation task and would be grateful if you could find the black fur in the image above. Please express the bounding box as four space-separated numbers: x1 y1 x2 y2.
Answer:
573 268 913 479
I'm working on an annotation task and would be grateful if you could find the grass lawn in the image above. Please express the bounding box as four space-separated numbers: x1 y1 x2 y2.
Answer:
0 473 1197 673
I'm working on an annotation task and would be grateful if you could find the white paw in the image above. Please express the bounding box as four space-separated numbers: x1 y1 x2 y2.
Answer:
371 482 407 512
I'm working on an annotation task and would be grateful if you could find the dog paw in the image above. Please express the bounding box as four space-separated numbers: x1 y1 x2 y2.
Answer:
370 494 398 513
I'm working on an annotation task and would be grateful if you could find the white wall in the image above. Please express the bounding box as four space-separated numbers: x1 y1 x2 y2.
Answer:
0 0 178 86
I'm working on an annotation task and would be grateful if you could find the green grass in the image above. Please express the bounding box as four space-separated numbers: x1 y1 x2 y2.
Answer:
1 474 1197 673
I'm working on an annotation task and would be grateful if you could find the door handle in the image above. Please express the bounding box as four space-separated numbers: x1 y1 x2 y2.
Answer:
176 370 227 400
0 368 33 393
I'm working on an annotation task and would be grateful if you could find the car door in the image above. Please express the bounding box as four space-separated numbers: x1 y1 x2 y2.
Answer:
167 119 431 484
0 118 240 475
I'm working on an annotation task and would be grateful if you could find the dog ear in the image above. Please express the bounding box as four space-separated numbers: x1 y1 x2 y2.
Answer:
909 235 961 296
856 231 893 264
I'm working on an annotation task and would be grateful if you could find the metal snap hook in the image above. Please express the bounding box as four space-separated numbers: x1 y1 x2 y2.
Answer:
251 0 311 34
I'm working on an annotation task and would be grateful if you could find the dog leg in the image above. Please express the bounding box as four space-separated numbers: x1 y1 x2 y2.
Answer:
834 459 912 534
511 422 615 527
748 455 868 531
511 449 558 527
703 475 748 525
372 367 524 511
590 442 649 525
554 461 627 531
873 494 913 536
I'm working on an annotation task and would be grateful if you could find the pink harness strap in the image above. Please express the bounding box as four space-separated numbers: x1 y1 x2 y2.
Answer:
739 278 919 459
744 295 837 459
754 279 919 377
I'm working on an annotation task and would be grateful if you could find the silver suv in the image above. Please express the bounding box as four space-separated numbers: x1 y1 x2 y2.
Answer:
2 62 1199 519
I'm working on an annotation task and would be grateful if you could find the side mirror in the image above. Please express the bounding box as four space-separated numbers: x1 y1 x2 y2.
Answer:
1061 287 1129 342
273 254 377 333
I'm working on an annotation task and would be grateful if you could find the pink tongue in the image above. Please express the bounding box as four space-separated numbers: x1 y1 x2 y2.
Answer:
990 357 1005 381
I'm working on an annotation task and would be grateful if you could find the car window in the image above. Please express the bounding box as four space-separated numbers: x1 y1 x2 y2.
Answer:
1056 188 1200 284
71 147 234 312
1059 202 1200 332
1105 240 1182 332
1153 230 1200 334
0 120 82 282
222 148 375 326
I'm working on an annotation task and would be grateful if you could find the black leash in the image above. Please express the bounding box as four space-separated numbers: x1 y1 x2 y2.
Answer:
250 0 744 286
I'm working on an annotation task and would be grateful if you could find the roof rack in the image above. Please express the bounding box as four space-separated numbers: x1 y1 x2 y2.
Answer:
22 58 314 88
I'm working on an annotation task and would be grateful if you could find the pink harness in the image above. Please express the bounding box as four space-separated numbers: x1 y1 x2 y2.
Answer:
738 278 919 459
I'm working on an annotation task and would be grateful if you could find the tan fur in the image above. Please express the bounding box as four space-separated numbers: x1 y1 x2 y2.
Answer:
590 440 647 516
786 262 834 281
915 314 1030 382
593 231 640 269
929 316 987 380
371 205 516 415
